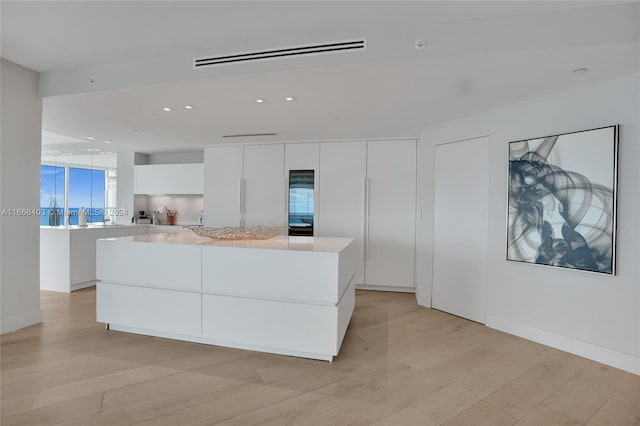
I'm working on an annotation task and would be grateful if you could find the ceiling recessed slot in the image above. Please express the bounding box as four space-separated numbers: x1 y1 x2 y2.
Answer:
194 39 366 69
222 133 278 138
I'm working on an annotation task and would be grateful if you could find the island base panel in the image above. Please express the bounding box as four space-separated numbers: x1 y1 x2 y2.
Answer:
97 283 202 337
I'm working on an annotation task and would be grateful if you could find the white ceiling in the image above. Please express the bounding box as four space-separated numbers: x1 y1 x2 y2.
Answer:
2 1 639 153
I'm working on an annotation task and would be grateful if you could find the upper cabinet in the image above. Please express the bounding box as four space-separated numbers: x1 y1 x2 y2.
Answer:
134 164 204 195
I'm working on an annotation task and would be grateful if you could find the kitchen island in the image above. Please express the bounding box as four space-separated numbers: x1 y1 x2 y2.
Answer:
40 224 191 292
96 232 357 361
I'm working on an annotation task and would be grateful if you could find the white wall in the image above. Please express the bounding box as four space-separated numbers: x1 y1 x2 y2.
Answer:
0 59 43 333
417 73 640 374
147 195 203 225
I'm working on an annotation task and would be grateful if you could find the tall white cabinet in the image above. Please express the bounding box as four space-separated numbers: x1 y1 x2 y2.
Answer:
204 144 285 227
318 142 367 285
243 144 285 227
204 139 417 292
203 146 243 227
365 140 417 290
318 139 416 291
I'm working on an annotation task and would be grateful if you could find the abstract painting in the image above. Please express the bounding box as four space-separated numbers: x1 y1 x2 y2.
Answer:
507 125 618 274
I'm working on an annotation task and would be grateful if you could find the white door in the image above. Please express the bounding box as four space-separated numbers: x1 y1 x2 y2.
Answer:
203 146 243 227
365 140 417 290
432 136 489 323
243 144 285 227
318 141 366 285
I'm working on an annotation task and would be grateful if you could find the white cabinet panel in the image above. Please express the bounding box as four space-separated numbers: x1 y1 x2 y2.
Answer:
243 144 285 227
202 294 339 356
365 140 417 289
432 137 489 324
135 164 203 195
97 240 201 291
318 141 366 285
285 143 319 171
97 283 201 336
204 146 243 227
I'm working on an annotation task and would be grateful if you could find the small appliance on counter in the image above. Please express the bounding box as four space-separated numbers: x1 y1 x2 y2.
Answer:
136 210 152 224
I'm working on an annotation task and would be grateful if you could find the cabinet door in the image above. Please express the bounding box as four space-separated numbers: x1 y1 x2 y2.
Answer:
365 140 417 290
243 144 285 227
204 146 243 227
134 164 203 195
318 141 366 285
134 165 156 194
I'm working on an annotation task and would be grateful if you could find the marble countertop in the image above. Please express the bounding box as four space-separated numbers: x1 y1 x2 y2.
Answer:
40 224 193 231
101 232 355 253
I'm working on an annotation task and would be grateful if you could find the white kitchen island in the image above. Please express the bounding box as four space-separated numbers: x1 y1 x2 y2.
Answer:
96 232 357 361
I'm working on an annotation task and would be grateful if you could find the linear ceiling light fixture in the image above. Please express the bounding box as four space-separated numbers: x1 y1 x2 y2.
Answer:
194 38 366 69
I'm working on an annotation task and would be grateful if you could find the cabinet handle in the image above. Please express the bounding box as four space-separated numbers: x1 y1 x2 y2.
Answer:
363 177 369 261
239 178 246 227
366 178 372 260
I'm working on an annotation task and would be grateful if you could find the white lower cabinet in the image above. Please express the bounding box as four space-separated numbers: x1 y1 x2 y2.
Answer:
202 294 347 357
97 283 202 336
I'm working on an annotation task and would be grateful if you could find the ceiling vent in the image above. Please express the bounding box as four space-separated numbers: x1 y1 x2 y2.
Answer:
194 39 366 69
222 133 278 138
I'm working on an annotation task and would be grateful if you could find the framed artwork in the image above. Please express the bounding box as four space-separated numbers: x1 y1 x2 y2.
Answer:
507 125 619 274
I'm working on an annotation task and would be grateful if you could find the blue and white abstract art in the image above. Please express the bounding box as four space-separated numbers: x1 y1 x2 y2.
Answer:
507 125 619 274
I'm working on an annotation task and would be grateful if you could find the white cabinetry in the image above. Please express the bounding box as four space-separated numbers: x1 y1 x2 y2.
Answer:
203 144 284 227
134 163 204 195
243 144 285 227
203 146 243 227
318 141 367 285
318 140 416 291
203 139 417 292
365 140 417 291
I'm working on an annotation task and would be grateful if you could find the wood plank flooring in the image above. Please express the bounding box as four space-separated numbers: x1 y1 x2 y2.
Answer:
1 288 638 425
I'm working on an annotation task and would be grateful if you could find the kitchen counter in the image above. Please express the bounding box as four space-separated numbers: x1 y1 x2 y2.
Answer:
107 232 354 252
96 233 357 361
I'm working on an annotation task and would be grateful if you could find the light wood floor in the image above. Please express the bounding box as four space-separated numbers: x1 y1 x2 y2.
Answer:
1 288 638 426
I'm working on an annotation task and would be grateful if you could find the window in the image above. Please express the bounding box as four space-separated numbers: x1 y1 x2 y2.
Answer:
40 165 65 226
68 167 105 224
40 165 109 226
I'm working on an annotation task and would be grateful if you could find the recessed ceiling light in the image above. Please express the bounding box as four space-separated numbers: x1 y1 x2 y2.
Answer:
284 96 295 102
255 99 265 103
104 141 111 144
571 68 588 75
87 149 93 152
162 107 172 112
184 105 193 110
86 136 95 140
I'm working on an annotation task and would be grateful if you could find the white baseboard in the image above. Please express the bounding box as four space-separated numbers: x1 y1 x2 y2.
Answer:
486 314 640 375
71 281 96 291
1 308 43 334
356 284 415 293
